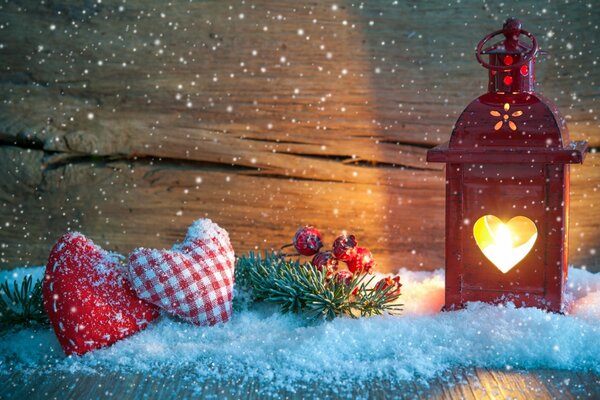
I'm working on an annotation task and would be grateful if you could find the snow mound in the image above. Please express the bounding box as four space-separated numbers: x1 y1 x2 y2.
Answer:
1 266 599 387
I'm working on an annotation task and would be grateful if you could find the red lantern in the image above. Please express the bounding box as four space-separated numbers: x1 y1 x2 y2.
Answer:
427 18 588 313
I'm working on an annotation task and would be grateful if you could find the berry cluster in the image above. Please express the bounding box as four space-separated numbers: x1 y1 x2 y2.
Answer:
291 226 374 275
289 226 400 296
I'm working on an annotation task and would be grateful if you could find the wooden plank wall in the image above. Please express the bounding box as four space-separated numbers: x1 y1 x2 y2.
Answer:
0 0 598 272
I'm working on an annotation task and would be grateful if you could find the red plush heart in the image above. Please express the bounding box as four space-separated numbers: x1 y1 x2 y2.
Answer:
128 219 235 326
43 233 160 356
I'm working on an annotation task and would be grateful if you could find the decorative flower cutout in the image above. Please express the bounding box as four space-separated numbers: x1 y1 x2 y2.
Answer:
490 103 523 131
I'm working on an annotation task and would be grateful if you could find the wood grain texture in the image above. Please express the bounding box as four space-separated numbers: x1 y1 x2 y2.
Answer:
4 368 600 399
0 0 598 271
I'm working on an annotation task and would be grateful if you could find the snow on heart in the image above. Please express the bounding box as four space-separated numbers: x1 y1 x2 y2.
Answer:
127 219 235 326
43 233 160 356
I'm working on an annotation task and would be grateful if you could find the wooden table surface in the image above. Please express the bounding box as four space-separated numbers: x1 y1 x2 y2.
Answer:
4 368 600 399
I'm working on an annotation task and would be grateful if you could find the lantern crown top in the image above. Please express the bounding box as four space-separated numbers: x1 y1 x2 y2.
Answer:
476 18 540 93
501 18 522 47
485 18 528 55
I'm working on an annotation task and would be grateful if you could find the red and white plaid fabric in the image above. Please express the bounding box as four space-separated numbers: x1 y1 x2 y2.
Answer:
127 220 235 326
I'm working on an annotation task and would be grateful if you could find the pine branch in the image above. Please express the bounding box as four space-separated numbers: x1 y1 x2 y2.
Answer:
234 252 403 320
0 275 49 332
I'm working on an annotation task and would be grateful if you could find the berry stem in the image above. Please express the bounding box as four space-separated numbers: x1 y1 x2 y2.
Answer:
279 251 301 257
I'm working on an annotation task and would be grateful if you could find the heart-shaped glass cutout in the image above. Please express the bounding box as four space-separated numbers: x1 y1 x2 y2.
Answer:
473 215 538 274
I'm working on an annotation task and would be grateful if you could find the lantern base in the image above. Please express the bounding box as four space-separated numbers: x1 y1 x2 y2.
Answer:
441 303 565 314
442 291 565 314
441 304 464 312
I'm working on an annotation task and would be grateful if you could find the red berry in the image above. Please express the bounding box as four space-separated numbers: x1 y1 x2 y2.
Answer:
332 234 357 261
311 251 338 275
346 247 375 274
374 276 402 298
333 270 354 286
293 226 323 256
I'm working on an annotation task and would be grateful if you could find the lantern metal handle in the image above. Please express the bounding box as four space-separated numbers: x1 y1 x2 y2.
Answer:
475 28 538 71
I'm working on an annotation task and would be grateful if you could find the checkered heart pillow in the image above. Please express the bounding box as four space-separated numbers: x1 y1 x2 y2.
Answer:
127 219 235 326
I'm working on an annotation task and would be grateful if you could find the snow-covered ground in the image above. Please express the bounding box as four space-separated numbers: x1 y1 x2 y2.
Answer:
1 266 599 387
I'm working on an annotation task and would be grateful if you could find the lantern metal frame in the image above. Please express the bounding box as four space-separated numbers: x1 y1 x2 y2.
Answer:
427 18 588 313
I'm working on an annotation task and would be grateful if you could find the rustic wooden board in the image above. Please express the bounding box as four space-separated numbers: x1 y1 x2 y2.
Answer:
0 146 598 272
0 0 598 271
4 368 600 399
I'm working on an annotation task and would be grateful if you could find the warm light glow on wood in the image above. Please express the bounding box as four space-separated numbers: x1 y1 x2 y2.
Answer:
473 215 538 274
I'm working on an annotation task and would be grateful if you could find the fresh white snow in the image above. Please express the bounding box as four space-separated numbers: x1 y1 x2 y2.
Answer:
1 266 599 387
